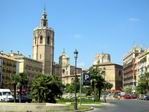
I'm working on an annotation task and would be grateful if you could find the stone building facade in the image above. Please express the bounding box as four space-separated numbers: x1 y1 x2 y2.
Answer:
9 52 42 82
93 63 123 90
93 53 123 90
59 50 82 85
32 10 54 75
94 53 111 65
53 62 61 77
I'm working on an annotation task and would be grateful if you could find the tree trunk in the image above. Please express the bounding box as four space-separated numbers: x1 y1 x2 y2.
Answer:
92 80 95 102
38 89 41 103
19 85 22 103
98 88 102 101
14 84 16 102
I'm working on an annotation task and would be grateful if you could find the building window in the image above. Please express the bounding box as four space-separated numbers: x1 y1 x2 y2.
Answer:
119 70 122 76
43 21 46 27
47 36 50 44
40 36 43 44
63 69 65 73
35 37 36 44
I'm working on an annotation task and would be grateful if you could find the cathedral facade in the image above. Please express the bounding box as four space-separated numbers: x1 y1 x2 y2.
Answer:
59 50 82 85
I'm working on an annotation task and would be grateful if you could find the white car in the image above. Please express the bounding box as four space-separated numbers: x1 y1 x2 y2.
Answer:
0 89 14 102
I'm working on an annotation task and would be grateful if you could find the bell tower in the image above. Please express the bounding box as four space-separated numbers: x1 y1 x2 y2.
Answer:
32 10 54 75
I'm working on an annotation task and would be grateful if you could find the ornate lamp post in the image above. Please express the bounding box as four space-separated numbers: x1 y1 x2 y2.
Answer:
74 49 78 111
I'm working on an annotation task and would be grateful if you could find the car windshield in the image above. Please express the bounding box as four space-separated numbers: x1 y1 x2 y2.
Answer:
3 92 11 96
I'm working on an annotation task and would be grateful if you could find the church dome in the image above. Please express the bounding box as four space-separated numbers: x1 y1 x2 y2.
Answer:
61 49 69 59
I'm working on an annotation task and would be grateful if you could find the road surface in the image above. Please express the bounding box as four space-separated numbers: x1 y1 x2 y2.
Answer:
89 99 149 112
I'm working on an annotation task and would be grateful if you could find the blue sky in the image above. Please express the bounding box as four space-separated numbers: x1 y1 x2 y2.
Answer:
0 0 149 68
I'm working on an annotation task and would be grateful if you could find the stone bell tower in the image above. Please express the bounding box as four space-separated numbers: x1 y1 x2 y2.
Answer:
32 10 54 75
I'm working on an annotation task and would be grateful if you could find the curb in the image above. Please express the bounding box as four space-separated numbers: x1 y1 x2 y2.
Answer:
75 106 94 112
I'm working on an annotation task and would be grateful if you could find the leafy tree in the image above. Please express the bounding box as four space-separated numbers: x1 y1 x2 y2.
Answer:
89 65 105 101
64 78 80 93
65 84 74 93
123 86 132 94
104 82 113 90
136 72 149 94
81 86 92 96
31 74 63 103
136 83 145 94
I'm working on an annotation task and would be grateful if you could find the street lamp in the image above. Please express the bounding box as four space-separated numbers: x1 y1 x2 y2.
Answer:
74 49 78 111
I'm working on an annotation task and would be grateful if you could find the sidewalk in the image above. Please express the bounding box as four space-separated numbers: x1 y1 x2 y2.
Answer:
0 103 70 112
81 102 114 111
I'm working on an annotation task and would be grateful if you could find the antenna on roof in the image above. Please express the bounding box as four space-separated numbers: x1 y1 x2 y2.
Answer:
43 0 46 12
63 48 66 52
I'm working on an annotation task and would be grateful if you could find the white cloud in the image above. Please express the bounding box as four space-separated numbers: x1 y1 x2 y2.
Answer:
128 17 140 22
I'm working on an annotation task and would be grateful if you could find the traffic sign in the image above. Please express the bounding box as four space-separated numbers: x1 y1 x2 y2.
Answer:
82 73 91 86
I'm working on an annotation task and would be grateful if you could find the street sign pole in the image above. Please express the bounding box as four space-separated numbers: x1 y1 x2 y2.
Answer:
80 74 82 105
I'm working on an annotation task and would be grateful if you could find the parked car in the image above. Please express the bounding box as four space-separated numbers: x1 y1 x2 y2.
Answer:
123 94 131 99
144 95 149 100
130 94 138 99
113 92 121 99
0 89 14 102
8 95 32 103
138 94 144 100
138 94 149 100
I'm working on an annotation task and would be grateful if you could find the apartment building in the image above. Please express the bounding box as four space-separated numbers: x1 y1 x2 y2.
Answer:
123 47 144 91
0 52 18 88
9 52 42 82
135 49 149 85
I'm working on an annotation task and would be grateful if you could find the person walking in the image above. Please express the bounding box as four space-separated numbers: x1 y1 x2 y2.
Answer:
103 94 107 103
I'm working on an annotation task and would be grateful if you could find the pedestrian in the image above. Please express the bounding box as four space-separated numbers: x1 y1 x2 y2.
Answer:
103 94 107 103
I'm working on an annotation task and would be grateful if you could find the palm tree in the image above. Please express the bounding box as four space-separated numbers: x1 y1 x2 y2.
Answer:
31 74 46 102
31 74 63 103
89 65 105 101
11 73 20 102
18 73 29 102
48 75 64 102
